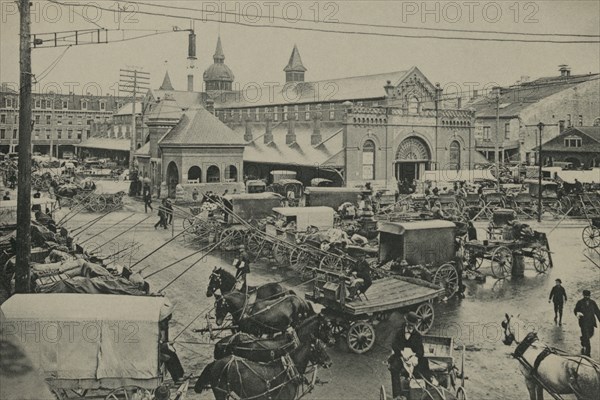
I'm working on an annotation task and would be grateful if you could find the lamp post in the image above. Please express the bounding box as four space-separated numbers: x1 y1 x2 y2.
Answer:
537 122 544 222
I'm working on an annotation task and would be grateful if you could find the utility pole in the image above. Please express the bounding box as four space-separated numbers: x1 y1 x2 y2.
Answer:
15 0 32 293
434 83 442 170
494 87 501 180
537 122 544 222
120 68 150 170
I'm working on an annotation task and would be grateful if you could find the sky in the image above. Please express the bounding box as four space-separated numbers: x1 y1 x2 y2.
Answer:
1 0 599 99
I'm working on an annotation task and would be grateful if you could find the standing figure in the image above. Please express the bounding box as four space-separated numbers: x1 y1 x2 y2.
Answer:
574 289 600 356
155 199 168 230
548 278 567 325
143 184 153 213
234 246 250 289
165 198 173 225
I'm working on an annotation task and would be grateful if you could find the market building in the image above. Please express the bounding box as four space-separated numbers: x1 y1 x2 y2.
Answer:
468 65 600 165
535 126 600 169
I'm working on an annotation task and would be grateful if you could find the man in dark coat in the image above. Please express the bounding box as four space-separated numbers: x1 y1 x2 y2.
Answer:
388 312 432 398
234 246 251 288
548 278 567 325
574 290 600 356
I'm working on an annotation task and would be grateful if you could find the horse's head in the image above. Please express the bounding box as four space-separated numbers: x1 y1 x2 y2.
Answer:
206 267 222 297
214 294 228 326
309 339 332 369
214 292 245 326
296 313 336 346
502 313 535 346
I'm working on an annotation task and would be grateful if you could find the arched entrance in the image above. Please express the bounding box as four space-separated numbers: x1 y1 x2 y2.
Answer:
166 161 179 198
449 141 461 170
394 137 431 182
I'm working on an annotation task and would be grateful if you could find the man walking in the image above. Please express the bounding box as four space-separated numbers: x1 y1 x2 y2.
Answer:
143 184 153 213
155 199 168 230
548 279 567 325
574 290 600 356
234 246 250 290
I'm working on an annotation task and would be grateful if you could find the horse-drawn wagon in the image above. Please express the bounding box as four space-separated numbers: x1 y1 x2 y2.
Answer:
0 293 184 400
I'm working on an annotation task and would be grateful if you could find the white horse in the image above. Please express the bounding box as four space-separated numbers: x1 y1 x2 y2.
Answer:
502 313 600 400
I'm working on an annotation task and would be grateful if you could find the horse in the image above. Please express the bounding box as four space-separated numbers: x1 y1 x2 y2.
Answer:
215 291 314 336
213 313 334 363
206 266 291 300
195 317 333 399
502 313 600 400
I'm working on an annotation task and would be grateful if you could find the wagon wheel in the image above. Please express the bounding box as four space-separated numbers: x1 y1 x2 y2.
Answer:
532 248 551 273
456 386 468 400
193 220 215 239
433 263 459 299
346 320 376 354
546 200 563 218
289 247 307 270
379 385 387 400
490 246 512 279
182 216 197 231
104 386 152 400
582 226 600 249
245 232 265 257
415 302 435 334
93 195 107 212
560 196 572 214
319 254 343 273
220 228 244 251
273 242 291 266
463 247 483 271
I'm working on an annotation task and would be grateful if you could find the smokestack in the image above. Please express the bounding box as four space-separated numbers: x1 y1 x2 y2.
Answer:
264 115 273 144
286 117 296 145
244 116 253 142
187 74 194 91
383 80 394 98
311 112 322 145
457 97 462 109
205 98 214 114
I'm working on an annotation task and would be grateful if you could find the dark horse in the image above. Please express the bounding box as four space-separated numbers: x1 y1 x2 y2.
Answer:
206 266 290 300
215 291 314 336
212 313 334 363
195 314 333 399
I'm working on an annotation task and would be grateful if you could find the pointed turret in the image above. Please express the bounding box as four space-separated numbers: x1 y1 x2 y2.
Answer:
159 71 174 91
204 36 234 91
284 44 306 83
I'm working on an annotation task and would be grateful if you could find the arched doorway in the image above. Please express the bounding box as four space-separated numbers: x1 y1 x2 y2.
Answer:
166 161 179 198
394 136 431 182
449 141 461 170
188 166 202 182
207 165 221 183
225 165 238 182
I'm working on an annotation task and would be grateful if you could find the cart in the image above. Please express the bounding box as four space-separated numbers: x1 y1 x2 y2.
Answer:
379 335 467 400
0 293 179 400
582 216 600 249
306 270 444 354
246 179 267 194
525 180 566 218
267 178 304 206
378 220 462 300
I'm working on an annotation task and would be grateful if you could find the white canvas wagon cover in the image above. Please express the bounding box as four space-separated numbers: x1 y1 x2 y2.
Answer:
0 294 167 390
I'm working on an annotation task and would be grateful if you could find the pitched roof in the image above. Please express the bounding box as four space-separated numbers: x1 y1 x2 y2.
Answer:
537 126 600 152
146 96 184 121
115 102 144 116
235 121 344 167
159 108 244 147
468 73 599 118
75 137 131 151
284 44 307 72
135 141 151 157
159 71 175 91
148 89 204 109
212 69 412 108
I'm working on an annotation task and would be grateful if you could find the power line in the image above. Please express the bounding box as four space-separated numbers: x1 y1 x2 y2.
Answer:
48 1 600 44
121 0 600 39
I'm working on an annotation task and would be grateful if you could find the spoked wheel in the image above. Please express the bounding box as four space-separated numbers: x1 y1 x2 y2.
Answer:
220 228 245 251
273 242 291 266
532 248 551 273
456 386 468 400
415 302 435 334
245 232 265 258
546 200 564 218
319 254 343 273
94 195 107 212
433 263 459 299
463 247 483 271
582 226 600 248
182 216 197 231
289 247 308 270
490 246 512 279
346 320 376 354
104 386 152 400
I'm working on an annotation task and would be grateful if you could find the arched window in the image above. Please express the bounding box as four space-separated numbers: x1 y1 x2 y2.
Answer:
449 141 461 170
408 96 419 114
207 165 220 183
225 165 238 182
188 166 202 182
362 140 376 180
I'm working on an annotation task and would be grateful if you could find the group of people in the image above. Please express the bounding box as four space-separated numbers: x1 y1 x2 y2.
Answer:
154 198 173 230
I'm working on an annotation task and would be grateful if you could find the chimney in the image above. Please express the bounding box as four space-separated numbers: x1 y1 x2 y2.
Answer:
558 64 571 77
384 80 395 98
286 118 296 145
244 116 253 142
205 98 214 114
264 115 273 144
311 112 322 145
472 89 478 99
457 97 462 109
187 74 194 91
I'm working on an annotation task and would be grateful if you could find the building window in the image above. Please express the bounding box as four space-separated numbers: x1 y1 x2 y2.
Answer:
46 115 51 125
255 108 260 121
564 136 582 148
57 129 62 139
566 114 571 127
0 114 5 123
67 129 73 139
45 129 51 139
14 115 18 123
578 115 583 126
46 100 52 109
34 128 40 139
305 112 311 121
225 165 238 182
274 106 279 121
77 130 82 139
408 96 419 114
329 103 335 120
0 129 5 139
100 102 105 110
294 112 299 120
449 140 461 170
78 118 82 125
207 165 220 183
62 101 68 109
86 129 90 138
504 122 510 139
5 98 13 108
35 115 40 124
362 140 376 180
12 129 17 139
82 101 87 110
35 99 41 108
483 126 491 140
187 166 201 182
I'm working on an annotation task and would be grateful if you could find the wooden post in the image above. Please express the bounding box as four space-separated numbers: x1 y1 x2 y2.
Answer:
15 0 32 293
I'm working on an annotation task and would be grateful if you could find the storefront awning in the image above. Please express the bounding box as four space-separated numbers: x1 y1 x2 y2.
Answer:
76 138 131 152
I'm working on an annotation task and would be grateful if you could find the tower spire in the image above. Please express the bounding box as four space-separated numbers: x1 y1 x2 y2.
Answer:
284 44 306 83
213 36 225 63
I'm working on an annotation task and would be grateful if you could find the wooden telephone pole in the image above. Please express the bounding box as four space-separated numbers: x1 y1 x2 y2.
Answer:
120 68 150 169
15 0 32 292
